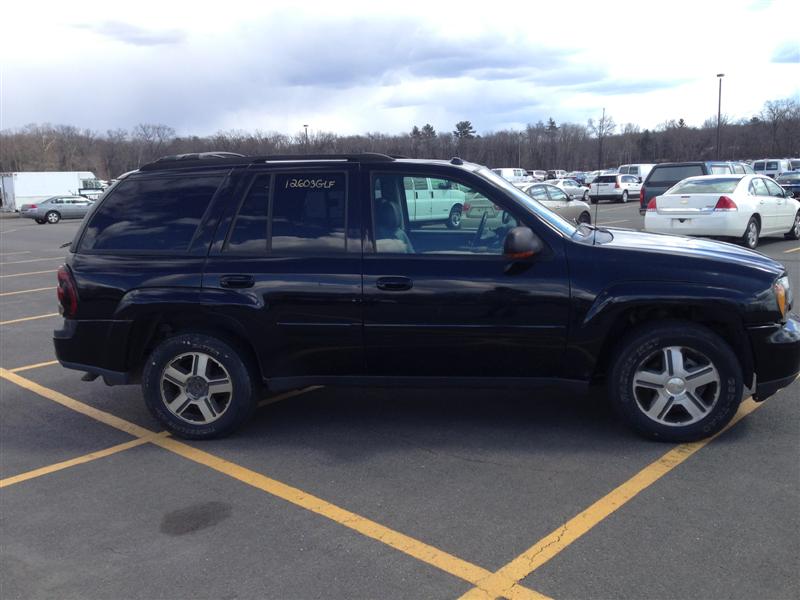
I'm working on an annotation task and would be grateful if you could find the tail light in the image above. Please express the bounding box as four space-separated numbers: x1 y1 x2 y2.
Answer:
29 204 38 209
639 188 645 205
714 196 738 211
614 179 620 189
646 198 658 212
57 265 79 318
462 203 471 212
493 204 502 211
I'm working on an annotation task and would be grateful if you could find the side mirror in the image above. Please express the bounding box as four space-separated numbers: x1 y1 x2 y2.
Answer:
637 177 643 183
504 226 543 259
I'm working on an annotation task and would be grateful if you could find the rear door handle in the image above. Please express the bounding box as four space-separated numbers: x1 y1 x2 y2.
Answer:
376 276 413 291
220 274 255 289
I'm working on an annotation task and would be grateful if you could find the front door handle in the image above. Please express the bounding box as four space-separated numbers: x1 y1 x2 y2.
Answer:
376 276 413 291
220 274 255 289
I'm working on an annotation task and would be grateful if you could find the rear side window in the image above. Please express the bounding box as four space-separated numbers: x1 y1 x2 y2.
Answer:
753 161 766 171
226 175 270 253
271 172 346 254
766 161 778 170
81 176 222 252
646 165 705 185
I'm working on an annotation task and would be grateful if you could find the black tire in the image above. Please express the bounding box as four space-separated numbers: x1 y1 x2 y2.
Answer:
785 210 800 240
608 321 743 442
590 197 598 205
577 211 591 225
446 205 462 229
35 218 46 224
741 216 760 249
45 211 61 224
142 333 258 439
619 190 629 203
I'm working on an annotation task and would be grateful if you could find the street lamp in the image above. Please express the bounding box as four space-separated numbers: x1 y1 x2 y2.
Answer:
716 74 724 160
303 124 309 151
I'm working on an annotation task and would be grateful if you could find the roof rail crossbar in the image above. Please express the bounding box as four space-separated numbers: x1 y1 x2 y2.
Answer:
139 152 397 172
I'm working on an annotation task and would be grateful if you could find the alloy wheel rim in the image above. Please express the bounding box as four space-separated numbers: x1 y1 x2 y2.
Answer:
793 214 799 236
748 222 758 246
160 352 233 425
451 211 461 226
47 213 58 223
632 345 720 427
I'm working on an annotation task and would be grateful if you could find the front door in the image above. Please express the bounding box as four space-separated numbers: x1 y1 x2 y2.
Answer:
362 168 570 379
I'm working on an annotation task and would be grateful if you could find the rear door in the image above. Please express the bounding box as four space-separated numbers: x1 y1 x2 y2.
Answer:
763 176 794 230
751 177 779 233
203 165 363 378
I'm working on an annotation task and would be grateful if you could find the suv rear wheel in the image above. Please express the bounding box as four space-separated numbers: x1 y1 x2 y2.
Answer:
609 321 743 442
619 190 629 203
142 333 258 439
446 205 462 229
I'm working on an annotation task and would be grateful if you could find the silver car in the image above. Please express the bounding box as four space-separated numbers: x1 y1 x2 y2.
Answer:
516 183 593 224
549 178 590 202
19 196 94 224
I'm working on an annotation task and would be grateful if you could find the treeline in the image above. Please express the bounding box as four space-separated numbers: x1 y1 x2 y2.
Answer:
1 98 798 180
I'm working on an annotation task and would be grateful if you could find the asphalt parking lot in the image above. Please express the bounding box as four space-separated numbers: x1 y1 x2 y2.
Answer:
1 205 798 600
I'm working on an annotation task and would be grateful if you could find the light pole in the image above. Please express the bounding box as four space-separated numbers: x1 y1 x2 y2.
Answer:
716 74 724 160
303 124 309 151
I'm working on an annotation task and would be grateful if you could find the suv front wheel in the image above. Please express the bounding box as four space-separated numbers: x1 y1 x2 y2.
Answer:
609 321 743 442
142 333 258 439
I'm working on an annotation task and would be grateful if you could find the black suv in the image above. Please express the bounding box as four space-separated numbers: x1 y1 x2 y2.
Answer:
639 161 755 214
54 153 800 442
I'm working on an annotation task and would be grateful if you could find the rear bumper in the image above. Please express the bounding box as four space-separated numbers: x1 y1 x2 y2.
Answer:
644 211 748 238
748 315 800 401
54 318 134 385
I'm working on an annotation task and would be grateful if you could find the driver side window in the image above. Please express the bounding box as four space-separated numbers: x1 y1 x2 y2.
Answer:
371 173 521 255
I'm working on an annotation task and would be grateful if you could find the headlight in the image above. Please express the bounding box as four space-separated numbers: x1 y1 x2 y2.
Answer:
774 276 792 318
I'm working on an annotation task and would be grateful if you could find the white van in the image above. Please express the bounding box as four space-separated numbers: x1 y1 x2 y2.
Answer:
752 159 792 178
402 176 467 228
618 164 655 181
492 168 533 183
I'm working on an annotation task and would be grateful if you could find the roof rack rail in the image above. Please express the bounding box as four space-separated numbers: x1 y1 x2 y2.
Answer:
140 152 397 172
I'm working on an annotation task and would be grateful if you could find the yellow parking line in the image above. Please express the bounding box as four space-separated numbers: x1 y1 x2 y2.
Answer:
457 398 764 599
0 369 548 599
784 246 800 254
0 369 155 438
9 360 60 373
1 251 31 257
0 312 59 326
0 256 64 265
257 386 324 407
0 269 56 279
0 433 169 489
0 286 56 297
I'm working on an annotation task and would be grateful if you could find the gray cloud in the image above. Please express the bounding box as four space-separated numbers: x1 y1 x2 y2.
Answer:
74 21 185 46
569 78 689 95
771 42 800 63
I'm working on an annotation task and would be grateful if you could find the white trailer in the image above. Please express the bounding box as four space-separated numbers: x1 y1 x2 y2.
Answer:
0 171 103 212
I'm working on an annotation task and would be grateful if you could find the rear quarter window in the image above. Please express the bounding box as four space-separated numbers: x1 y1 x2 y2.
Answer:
646 165 705 185
595 175 617 183
80 175 222 252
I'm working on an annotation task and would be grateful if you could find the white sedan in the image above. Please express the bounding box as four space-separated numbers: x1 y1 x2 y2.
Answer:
644 174 800 249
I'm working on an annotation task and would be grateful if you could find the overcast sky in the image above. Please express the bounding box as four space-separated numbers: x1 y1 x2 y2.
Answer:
2 0 798 138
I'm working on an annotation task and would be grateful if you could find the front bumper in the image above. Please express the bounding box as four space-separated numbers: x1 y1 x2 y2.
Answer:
749 315 800 401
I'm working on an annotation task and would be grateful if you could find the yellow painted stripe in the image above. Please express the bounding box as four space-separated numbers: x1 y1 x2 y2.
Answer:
1 251 31 257
0 369 548 599
0 369 155 438
257 385 323 407
152 436 548 600
0 269 56 279
9 360 60 373
458 398 764 600
0 312 59 326
784 245 800 254
0 286 56 297
0 256 63 265
0 433 168 488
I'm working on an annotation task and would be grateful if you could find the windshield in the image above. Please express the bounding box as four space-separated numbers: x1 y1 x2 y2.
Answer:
666 177 742 194
477 166 578 237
